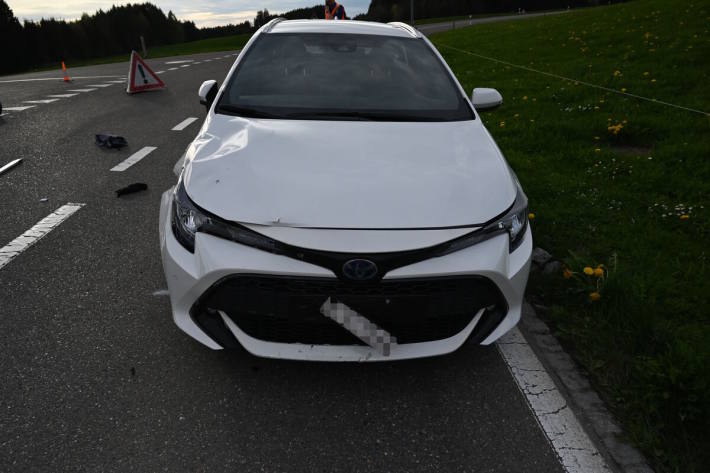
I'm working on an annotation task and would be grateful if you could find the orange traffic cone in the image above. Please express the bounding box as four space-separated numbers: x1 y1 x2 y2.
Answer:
62 61 71 82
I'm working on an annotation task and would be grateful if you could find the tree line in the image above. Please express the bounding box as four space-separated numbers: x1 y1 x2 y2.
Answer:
0 1 255 75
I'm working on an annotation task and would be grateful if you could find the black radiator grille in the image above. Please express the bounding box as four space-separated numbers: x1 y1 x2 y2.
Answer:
191 275 507 346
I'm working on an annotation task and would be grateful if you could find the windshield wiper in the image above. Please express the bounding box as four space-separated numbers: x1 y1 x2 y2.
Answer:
216 105 283 119
286 111 440 121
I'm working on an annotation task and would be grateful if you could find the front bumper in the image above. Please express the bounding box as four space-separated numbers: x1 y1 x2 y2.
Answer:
159 189 532 361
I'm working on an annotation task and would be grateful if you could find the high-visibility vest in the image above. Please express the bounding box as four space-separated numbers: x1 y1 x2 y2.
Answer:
325 2 344 20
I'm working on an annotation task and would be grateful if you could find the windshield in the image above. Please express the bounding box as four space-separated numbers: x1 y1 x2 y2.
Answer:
217 33 474 122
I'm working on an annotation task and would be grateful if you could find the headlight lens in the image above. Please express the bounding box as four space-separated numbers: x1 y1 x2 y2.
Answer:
437 181 528 256
171 179 280 253
497 185 528 252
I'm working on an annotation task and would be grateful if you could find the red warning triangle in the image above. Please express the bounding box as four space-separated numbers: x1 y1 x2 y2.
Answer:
126 50 165 94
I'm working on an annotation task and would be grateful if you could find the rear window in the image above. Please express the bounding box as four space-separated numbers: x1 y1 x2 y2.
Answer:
217 33 474 122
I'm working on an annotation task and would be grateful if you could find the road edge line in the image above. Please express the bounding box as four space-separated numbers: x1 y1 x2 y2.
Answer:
497 325 613 473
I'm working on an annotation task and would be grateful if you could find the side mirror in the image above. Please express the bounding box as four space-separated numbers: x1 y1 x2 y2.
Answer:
198 80 218 110
471 88 503 111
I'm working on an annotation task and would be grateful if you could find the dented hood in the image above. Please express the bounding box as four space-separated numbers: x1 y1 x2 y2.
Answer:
182 114 516 229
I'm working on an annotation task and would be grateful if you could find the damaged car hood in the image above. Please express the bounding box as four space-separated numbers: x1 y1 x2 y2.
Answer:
182 114 516 229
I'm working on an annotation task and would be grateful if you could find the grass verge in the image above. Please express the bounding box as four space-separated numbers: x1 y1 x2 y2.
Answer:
431 1 709 471
12 34 252 75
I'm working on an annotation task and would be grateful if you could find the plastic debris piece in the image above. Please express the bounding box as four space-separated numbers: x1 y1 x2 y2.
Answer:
0 158 22 176
115 182 148 197
96 133 128 149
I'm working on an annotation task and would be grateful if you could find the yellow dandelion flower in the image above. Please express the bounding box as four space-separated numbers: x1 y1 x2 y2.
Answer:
680 214 690 220
594 267 604 277
589 292 601 301
522 96 528 101
595 148 601 153
500 121 505 127
594 106 600 110
528 212 535 220
621 87 627 92
643 71 649 76
651 79 657 83
514 113 519 118
583 267 594 275
563 268 573 279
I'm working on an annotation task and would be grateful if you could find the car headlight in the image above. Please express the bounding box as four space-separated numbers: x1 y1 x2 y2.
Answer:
437 181 528 256
171 179 281 253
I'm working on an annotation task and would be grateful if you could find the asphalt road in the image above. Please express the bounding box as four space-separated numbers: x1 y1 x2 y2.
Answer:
416 11 568 35
0 50 568 471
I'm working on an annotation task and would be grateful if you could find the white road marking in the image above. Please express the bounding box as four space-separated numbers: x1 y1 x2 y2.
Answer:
0 158 23 175
3 106 36 111
68 88 96 92
152 289 170 296
107 79 126 83
213 57 222 60
0 75 120 83
47 94 78 98
88 84 112 88
110 146 157 172
204 59 211 62
180 64 190 68
156 71 165 74
167 67 179 71
497 328 611 473
24 99 59 104
171 117 199 131
0 203 85 271
165 60 193 64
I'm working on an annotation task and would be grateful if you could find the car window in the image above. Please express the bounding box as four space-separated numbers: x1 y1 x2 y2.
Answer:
217 33 474 122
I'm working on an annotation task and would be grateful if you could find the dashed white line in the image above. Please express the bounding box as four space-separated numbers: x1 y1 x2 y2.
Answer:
204 59 212 62
110 146 157 172
107 79 126 83
47 94 78 98
193 61 201 65
167 67 179 71
165 60 193 64
497 328 611 473
3 106 36 111
180 64 190 68
0 75 120 83
172 117 199 131
68 89 96 93
88 84 113 88
24 99 59 104
0 203 85 271
156 71 165 74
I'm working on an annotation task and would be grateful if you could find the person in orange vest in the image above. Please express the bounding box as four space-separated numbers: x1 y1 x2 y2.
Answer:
325 0 346 20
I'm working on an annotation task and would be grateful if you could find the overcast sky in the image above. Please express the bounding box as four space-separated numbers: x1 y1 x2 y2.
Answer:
7 1 372 27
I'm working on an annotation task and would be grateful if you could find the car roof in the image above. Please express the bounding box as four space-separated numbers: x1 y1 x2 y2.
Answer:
267 19 420 38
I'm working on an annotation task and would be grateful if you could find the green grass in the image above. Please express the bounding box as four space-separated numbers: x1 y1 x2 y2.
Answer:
23 34 252 74
430 1 710 471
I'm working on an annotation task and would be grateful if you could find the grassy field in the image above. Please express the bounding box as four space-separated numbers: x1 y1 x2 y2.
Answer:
25 34 252 74
430 1 709 471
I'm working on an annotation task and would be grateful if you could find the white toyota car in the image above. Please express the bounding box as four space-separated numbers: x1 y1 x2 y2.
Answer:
160 19 532 361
